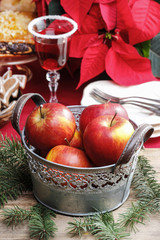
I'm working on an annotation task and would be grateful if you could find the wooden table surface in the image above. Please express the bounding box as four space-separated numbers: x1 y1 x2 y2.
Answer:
0 148 160 240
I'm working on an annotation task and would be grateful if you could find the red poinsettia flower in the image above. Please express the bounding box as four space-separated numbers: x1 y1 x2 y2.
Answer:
61 0 160 87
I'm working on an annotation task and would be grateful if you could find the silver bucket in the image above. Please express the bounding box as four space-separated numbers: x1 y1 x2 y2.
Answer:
11 93 154 216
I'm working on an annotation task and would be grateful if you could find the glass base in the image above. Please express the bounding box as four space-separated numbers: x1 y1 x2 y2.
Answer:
46 71 60 103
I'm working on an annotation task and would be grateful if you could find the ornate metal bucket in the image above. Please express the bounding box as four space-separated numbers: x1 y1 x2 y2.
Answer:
11 93 153 216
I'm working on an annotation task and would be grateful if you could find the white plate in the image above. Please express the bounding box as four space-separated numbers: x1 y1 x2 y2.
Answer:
81 80 160 138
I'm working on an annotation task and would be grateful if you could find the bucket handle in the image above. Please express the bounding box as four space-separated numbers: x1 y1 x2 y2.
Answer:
11 93 154 168
112 123 154 171
11 93 46 137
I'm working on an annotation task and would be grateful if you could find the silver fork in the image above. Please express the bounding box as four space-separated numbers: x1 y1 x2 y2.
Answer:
90 88 160 115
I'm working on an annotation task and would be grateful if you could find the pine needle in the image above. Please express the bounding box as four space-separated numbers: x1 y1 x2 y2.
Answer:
1 203 57 240
68 212 130 240
29 203 57 240
90 212 130 240
0 135 32 207
2 205 31 228
118 155 160 232
67 154 160 238
68 217 93 237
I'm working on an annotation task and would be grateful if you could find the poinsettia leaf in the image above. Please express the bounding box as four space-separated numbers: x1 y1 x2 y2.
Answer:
129 0 160 45
88 3 106 30
116 0 134 30
105 37 156 86
69 12 104 58
69 33 98 58
99 0 117 31
60 0 94 26
77 38 108 88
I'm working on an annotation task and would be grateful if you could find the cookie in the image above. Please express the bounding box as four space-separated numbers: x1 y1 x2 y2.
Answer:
13 74 27 89
1 77 19 107
2 69 12 81
0 100 16 117
0 77 5 98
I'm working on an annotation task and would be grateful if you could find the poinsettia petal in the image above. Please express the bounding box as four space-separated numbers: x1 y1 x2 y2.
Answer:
69 33 98 58
45 0 51 5
69 9 105 58
99 0 117 31
105 37 156 86
77 38 108 88
128 0 160 45
61 0 94 26
116 0 134 30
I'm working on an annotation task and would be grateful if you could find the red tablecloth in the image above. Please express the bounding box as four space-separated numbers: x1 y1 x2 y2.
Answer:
0 60 160 148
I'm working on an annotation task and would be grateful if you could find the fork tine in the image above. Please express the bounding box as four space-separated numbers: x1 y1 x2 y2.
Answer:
90 91 111 104
90 89 160 116
93 88 160 103
92 88 118 101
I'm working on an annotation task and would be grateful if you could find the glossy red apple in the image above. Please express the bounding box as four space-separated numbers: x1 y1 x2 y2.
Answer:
46 145 92 168
69 129 83 149
83 115 134 166
79 102 129 134
25 102 76 151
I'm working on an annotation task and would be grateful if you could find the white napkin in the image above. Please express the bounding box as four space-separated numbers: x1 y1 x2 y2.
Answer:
80 80 160 138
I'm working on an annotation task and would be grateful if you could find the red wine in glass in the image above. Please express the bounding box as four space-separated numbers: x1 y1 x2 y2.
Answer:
35 38 70 71
28 15 78 102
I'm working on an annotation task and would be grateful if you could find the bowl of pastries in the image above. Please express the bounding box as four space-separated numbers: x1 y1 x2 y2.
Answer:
0 0 36 63
0 0 37 127
0 68 27 127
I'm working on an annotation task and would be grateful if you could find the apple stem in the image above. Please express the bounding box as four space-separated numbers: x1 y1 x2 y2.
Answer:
40 105 44 119
110 112 117 127
64 138 70 146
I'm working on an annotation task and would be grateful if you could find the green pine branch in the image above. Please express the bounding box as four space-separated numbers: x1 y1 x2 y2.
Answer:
1 203 57 240
68 212 130 240
2 205 31 228
29 204 57 240
0 135 27 168
67 154 160 239
119 155 160 232
0 135 32 207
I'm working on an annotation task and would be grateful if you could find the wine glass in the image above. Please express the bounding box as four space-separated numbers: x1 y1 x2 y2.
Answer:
28 15 78 102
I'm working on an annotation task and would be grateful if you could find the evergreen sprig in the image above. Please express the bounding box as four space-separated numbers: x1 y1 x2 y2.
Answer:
68 217 94 237
0 135 32 207
67 155 160 239
0 135 27 168
1 203 57 240
90 212 130 240
119 155 160 232
68 212 130 240
29 204 57 240
2 205 31 227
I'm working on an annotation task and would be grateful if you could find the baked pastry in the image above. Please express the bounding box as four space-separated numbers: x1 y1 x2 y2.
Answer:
0 69 27 110
0 0 36 13
0 10 36 57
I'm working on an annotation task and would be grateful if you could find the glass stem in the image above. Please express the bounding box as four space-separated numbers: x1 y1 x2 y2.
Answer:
46 71 60 103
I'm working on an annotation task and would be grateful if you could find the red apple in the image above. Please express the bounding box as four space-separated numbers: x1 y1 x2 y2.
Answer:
69 129 83 149
46 145 92 168
25 102 76 151
79 102 129 134
83 115 134 166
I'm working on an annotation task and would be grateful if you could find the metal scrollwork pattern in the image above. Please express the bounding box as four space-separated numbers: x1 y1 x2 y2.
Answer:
26 150 137 193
